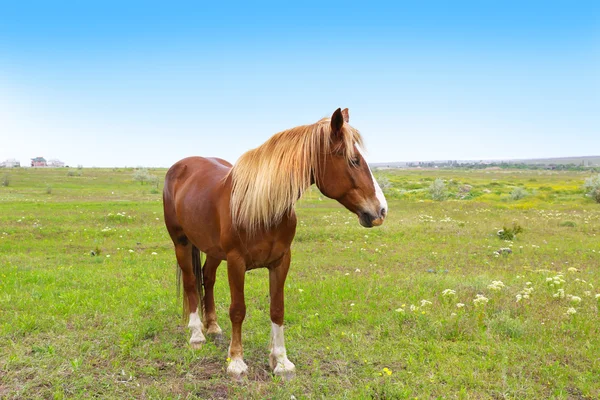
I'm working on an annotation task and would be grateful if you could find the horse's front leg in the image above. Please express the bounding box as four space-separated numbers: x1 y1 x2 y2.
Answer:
226 252 248 379
268 251 296 380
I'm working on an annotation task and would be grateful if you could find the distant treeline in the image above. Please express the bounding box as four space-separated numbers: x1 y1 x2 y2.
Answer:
446 162 599 172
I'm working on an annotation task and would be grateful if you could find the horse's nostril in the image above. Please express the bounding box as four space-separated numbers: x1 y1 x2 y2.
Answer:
380 208 386 217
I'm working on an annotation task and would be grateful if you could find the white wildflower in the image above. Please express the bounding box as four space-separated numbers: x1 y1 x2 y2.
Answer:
567 267 578 273
487 281 505 291
442 289 456 296
409 305 417 312
473 294 489 306
395 308 405 313
553 289 565 299
552 275 565 285
516 294 522 302
420 300 432 307
566 307 577 315
456 303 465 308
568 295 582 304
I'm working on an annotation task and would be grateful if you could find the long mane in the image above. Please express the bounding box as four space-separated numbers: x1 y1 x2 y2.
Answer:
228 117 363 233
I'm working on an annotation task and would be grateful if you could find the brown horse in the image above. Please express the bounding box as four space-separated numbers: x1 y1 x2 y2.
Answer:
163 108 387 380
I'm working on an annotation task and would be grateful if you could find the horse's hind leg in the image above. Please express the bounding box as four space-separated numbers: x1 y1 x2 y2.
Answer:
175 242 206 349
202 255 223 337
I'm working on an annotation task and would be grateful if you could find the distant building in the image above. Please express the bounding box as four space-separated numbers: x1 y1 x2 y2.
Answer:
0 159 20 168
31 157 47 167
47 159 65 167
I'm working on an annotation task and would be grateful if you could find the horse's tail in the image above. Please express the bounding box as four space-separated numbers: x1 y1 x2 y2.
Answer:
177 245 205 323
192 246 205 321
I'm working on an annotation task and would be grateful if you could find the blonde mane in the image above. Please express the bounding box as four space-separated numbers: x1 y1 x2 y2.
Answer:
229 117 363 233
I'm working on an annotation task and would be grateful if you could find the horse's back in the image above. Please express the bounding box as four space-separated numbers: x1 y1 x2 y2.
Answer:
163 157 232 255
165 156 231 193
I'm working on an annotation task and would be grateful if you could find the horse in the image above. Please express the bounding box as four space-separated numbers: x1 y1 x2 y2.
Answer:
162 108 387 380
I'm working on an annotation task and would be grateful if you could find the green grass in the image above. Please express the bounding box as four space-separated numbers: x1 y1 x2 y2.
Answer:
1 167 600 399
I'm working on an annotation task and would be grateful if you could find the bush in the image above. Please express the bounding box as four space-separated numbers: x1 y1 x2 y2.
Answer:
429 178 448 201
583 174 600 203
457 184 472 199
510 187 528 200
133 168 158 185
497 222 523 240
376 176 392 194
1 174 9 187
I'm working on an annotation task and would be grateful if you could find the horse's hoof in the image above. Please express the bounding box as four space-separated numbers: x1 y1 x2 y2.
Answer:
272 360 296 381
190 340 205 350
227 358 248 380
206 324 223 337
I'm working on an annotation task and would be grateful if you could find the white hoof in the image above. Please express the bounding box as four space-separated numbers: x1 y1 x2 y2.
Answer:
190 339 205 349
272 358 296 381
189 330 206 348
227 358 248 380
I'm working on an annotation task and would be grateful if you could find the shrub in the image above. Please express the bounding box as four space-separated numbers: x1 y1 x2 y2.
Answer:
488 312 524 339
376 176 392 194
1 174 9 187
497 222 523 240
583 174 600 203
457 184 472 199
429 178 448 201
133 168 158 185
45 185 52 194
510 187 528 200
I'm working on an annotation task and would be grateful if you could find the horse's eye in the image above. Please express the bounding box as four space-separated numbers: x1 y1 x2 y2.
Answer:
350 157 361 167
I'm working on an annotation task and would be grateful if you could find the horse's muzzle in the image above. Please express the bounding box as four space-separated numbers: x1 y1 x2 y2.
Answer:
358 209 386 228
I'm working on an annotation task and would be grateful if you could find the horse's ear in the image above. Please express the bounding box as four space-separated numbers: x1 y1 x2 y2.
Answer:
330 108 344 136
341 108 349 123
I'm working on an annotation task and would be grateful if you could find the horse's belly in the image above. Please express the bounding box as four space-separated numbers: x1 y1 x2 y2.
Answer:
244 241 290 270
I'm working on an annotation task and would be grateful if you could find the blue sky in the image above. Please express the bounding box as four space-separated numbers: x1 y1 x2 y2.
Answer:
1 1 599 167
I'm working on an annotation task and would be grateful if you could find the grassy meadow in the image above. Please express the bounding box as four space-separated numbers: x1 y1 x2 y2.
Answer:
1 166 599 399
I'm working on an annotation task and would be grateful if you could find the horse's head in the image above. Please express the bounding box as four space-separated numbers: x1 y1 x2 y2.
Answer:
315 108 388 228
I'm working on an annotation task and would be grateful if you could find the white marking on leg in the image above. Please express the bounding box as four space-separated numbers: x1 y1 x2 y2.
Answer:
188 310 205 347
227 345 248 379
356 145 388 213
269 323 296 379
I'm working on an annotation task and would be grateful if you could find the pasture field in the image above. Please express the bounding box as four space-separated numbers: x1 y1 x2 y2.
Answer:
1 167 599 399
